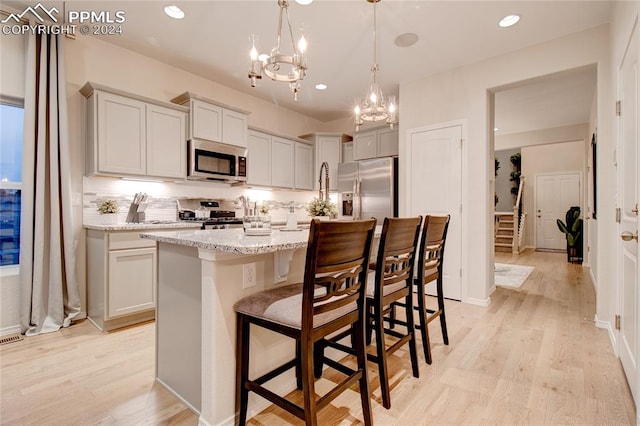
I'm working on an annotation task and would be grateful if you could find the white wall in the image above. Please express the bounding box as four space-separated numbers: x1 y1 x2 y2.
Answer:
495 123 589 150
399 24 611 306
521 140 585 248
0 32 26 99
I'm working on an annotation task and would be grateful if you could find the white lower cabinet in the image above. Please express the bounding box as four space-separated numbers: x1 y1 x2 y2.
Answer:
107 247 156 318
87 229 157 331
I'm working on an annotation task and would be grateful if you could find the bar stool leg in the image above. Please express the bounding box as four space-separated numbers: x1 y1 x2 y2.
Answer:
374 304 392 409
354 318 373 426
438 278 449 345
416 285 432 364
405 293 420 377
302 340 319 426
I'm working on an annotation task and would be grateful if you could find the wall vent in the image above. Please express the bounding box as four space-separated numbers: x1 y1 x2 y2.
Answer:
0 334 24 346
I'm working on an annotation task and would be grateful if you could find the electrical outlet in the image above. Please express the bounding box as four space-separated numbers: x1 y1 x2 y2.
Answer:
243 262 256 289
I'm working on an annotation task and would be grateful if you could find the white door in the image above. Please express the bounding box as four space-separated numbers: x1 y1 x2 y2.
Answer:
535 173 581 250
407 125 462 300
617 21 639 405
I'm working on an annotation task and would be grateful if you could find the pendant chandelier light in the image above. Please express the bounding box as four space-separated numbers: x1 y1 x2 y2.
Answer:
354 0 397 131
248 0 308 101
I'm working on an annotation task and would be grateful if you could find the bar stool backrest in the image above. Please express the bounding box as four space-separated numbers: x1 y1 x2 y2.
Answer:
417 215 451 285
302 218 377 335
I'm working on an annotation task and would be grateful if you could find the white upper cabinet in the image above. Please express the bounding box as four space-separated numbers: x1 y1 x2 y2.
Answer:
146 104 187 178
81 83 188 179
247 129 314 190
353 131 377 160
172 92 249 148
342 142 354 164
353 127 398 160
271 136 295 189
222 109 248 148
294 142 314 190
95 91 147 176
247 130 271 186
191 99 222 142
300 133 348 192
377 128 399 157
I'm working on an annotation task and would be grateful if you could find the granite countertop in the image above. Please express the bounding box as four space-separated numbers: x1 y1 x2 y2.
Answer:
84 221 202 231
140 225 383 255
140 228 309 255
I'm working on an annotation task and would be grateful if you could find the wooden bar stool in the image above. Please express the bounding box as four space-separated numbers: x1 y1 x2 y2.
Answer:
325 217 422 409
415 214 451 364
366 216 422 409
389 215 450 364
234 218 377 426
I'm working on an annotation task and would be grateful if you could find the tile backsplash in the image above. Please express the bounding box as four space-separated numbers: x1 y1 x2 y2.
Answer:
83 176 320 225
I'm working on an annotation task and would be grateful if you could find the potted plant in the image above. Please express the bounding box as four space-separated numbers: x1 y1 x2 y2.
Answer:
97 199 119 225
306 197 337 219
556 206 583 263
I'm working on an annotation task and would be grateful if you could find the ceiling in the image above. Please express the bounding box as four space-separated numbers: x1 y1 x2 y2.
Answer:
4 0 608 132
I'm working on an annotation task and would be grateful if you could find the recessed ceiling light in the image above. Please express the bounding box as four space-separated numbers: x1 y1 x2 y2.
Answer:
394 33 419 47
295 0 313 4
498 14 520 28
315 83 327 90
164 5 184 19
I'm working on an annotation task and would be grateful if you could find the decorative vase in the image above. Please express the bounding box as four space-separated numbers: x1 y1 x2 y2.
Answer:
101 213 118 225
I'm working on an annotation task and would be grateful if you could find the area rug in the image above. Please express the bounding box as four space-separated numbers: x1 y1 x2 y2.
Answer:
494 263 535 289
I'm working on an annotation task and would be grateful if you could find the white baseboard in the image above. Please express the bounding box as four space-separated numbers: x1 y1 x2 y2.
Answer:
594 314 617 356
465 296 491 307
0 324 21 337
156 377 201 416
488 285 496 296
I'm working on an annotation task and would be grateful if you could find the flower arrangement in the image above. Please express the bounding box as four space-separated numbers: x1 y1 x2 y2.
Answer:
306 198 337 217
259 204 270 215
97 199 118 214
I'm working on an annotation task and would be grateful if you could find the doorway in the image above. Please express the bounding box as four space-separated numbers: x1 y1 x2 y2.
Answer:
616 18 639 406
534 172 582 251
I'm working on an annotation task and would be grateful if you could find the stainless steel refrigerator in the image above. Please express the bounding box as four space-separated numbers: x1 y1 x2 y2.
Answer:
337 157 398 223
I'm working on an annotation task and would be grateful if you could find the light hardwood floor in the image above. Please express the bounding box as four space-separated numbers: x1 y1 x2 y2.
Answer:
1 250 635 425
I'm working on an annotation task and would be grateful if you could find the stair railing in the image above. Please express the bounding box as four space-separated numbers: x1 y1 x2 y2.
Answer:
512 176 525 253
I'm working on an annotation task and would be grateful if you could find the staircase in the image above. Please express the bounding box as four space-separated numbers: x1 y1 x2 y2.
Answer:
495 213 515 252
494 176 526 254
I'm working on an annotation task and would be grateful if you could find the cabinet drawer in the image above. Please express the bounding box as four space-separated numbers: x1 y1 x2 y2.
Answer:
108 231 157 250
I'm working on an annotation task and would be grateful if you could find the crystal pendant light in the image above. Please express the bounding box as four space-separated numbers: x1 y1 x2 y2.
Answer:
248 0 308 101
354 0 397 131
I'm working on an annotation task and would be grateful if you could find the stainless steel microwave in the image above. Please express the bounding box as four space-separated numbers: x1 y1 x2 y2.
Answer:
187 139 247 182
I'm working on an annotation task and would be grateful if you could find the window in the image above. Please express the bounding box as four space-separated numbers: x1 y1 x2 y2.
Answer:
0 101 24 266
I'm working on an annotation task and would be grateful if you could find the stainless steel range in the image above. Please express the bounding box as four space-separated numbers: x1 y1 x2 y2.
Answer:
176 198 243 230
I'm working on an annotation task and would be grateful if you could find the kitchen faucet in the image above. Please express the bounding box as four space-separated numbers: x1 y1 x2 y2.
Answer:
318 162 329 201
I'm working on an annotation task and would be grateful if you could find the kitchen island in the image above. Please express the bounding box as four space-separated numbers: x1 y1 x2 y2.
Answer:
140 227 312 426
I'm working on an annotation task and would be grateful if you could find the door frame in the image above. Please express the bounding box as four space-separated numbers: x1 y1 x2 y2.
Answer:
403 119 469 304
615 16 640 408
533 171 583 250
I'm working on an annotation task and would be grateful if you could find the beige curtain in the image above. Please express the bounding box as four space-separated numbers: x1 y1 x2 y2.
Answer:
19 32 81 335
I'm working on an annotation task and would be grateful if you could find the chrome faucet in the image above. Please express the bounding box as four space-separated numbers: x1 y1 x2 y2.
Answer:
318 161 329 201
